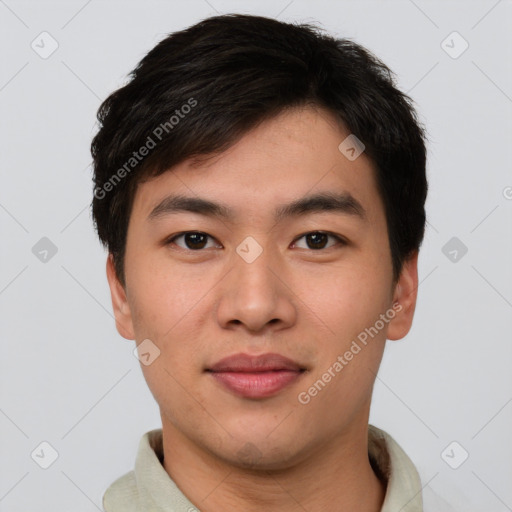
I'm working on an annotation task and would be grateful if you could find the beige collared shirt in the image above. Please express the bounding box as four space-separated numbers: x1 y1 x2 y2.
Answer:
103 424 425 511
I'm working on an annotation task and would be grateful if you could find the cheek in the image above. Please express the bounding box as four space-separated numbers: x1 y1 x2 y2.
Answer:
127 255 202 336
128 267 213 381
303 264 391 343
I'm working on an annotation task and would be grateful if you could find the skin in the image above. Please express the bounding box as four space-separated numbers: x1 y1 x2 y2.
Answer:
107 105 419 512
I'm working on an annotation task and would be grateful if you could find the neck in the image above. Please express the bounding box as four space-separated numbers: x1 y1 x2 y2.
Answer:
160 417 387 512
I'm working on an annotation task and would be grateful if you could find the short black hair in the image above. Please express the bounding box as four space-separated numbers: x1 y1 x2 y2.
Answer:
91 13 428 288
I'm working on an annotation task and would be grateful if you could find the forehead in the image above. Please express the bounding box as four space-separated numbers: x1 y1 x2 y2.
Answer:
131 106 385 228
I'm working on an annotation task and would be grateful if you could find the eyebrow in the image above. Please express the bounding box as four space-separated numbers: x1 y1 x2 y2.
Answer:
147 191 367 223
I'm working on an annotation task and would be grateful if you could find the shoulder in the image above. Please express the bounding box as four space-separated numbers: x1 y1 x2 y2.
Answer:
102 470 139 512
422 485 459 512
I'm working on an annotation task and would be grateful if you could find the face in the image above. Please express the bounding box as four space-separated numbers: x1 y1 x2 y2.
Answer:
107 105 418 470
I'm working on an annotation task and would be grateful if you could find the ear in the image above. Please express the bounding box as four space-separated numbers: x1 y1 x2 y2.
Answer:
386 251 419 341
106 253 135 340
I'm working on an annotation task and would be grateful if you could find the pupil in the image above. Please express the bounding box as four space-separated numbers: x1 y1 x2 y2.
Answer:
307 233 327 249
183 232 328 250
186 233 206 249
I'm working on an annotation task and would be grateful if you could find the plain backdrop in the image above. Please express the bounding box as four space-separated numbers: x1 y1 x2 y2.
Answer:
1 1 511 510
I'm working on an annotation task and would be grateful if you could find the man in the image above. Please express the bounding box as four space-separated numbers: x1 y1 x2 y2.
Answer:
92 13 429 511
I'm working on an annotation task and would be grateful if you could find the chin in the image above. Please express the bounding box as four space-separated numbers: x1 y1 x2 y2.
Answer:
216 437 304 472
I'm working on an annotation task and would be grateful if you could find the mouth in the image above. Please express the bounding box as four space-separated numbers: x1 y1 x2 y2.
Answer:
206 353 307 399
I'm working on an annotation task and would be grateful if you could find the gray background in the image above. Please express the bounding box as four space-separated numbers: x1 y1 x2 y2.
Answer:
1 0 511 510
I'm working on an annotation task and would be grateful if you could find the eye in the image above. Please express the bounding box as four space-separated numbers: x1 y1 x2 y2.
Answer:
165 231 220 250
292 231 346 250
165 230 346 252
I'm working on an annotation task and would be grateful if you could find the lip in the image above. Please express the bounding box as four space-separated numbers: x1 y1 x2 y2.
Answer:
206 353 306 399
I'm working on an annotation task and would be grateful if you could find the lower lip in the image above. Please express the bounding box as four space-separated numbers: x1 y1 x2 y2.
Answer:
208 370 303 399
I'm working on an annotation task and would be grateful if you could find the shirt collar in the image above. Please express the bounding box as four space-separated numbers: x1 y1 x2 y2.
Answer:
103 424 423 511
368 424 423 512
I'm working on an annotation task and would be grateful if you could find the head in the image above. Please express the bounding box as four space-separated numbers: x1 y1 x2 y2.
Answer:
92 14 428 468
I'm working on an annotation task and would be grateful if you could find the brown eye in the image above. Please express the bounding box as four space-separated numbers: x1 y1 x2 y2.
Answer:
166 232 218 250
293 231 345 250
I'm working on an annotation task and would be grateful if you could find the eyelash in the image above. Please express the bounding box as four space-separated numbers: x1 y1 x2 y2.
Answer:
164 231 347 252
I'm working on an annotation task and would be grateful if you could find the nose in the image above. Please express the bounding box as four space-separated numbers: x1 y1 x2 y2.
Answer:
215 240 297 334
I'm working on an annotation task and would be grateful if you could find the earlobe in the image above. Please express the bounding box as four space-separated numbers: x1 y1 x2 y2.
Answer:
386 251 419 341
106 254 135 340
